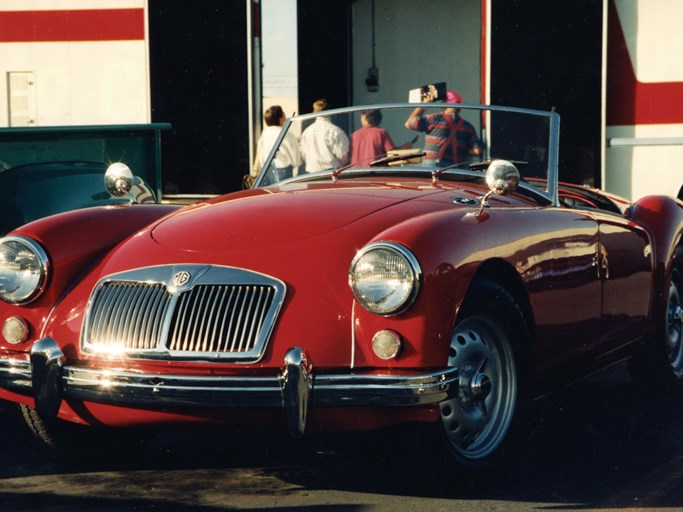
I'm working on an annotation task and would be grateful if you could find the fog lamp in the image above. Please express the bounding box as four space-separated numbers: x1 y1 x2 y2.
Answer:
2 316 29 344
372 330 402 360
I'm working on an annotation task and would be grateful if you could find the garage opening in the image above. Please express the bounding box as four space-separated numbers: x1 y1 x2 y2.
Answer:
490 0 603 187
148 0 250 196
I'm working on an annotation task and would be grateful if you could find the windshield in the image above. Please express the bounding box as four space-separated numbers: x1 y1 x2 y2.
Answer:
253 103 559 203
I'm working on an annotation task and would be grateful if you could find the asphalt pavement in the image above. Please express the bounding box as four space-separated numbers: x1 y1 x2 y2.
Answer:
0 361 682 511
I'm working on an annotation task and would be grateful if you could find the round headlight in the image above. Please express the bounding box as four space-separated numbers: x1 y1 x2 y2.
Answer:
0 236 49 304
349 242 421 315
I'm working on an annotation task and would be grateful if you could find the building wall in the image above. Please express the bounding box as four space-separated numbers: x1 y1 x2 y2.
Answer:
347 0 481 143
605 0 683 200
351 0 481 107
261 0 298 121
0 0 150 127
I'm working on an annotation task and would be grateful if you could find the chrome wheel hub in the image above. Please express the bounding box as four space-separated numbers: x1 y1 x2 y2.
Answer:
458 364 492 404
671 305 683 325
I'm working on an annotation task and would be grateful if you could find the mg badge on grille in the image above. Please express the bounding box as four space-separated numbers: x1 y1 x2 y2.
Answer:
172 271 191 287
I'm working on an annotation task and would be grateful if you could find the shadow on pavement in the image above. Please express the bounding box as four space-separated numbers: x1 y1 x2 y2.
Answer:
0 362 681 510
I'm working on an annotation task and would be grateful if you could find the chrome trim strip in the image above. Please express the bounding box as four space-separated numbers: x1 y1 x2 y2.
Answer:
0 344 459 410
62 366 285 407
0 358 32 391
608 137 683 147
547 110 561 207
0 360 458 407
59 364 458 408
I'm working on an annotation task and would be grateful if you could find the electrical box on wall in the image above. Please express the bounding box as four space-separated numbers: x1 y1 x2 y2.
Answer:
366 66 379 92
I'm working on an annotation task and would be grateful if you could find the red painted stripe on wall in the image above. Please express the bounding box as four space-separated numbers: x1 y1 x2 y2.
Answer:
607 0 683 126
0 9 144 42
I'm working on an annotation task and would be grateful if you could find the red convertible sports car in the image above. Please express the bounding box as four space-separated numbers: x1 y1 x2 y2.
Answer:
0 104 682 475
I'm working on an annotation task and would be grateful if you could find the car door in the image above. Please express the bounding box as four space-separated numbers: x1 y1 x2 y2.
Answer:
526 208 603 379
596 214 654 354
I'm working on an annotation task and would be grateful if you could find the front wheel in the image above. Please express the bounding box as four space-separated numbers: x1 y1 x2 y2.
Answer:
439 281 530 475
13 404 156 463
440 315 518 467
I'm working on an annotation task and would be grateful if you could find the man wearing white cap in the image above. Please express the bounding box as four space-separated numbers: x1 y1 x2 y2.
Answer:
405 89 482 166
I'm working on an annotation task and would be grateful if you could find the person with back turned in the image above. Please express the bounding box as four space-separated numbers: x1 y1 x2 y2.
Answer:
405 89 481 166
252 105 302 182
300 98 350 172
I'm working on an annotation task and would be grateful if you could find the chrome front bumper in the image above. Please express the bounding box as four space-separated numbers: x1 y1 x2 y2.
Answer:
0 338 459 437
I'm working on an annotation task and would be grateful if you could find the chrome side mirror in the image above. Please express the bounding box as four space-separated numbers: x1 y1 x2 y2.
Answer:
485 159 520 196
469 160 521 221
105 162 134 200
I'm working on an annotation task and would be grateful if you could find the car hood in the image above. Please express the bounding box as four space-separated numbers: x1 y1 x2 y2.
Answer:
151 183 446 252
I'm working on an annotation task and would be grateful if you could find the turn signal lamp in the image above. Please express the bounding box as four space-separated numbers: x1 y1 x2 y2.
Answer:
372 330 402 360
2 316 29 344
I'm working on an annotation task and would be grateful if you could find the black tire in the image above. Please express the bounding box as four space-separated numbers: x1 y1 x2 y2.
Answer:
439 280 530 475
629 267 683 389
13 403 156 464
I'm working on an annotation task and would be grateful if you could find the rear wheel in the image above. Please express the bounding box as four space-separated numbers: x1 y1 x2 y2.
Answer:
439 280 530 474
629 267 683 387
13 404 156 463
664 269 683 377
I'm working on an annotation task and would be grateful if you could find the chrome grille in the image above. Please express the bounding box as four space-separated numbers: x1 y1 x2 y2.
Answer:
87 281 171 351
167 285 276 353
82 265 286 362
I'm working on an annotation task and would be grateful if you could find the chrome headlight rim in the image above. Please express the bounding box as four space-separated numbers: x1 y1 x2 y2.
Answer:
349 241 422 316
0 235 50 305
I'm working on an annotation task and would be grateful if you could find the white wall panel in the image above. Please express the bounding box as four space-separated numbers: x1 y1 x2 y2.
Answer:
0 1 149 126
0 1 144 10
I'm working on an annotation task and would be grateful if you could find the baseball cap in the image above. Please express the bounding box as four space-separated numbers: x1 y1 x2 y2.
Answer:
445 89 463 104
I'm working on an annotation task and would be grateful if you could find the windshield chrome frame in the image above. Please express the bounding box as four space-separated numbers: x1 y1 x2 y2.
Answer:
254 103 560 207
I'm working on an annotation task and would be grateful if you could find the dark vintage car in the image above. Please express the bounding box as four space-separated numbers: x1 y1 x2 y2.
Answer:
0 104 682 475
0 161 156 235
0 123 168 235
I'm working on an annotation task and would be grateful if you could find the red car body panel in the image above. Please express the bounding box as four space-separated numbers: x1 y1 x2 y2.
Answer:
2 177 681 429
1 105 682 452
